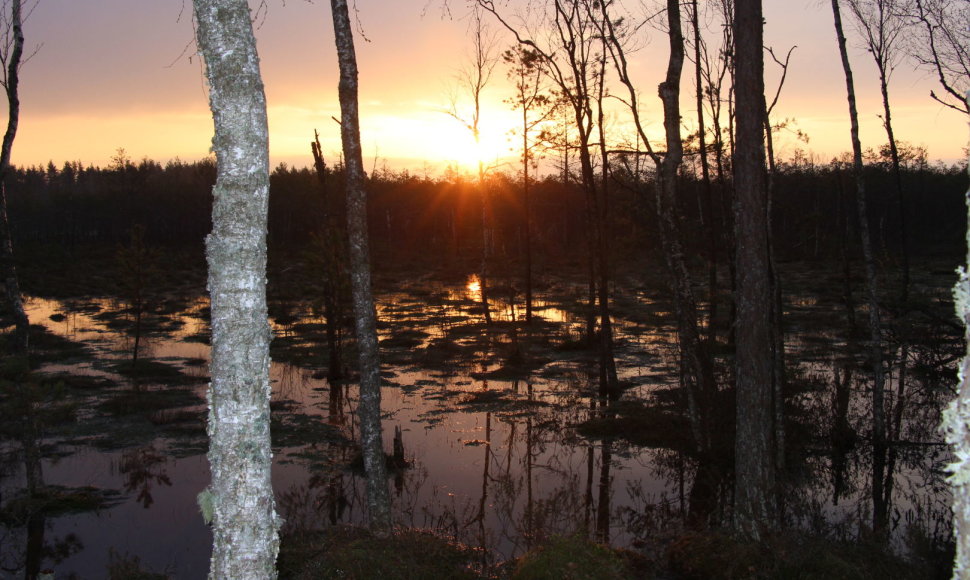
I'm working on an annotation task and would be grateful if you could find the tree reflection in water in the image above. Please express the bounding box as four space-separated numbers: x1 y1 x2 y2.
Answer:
119 445 171 510
5 264 960 574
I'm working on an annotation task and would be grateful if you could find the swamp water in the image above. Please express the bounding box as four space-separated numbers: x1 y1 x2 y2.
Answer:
0 266 958 578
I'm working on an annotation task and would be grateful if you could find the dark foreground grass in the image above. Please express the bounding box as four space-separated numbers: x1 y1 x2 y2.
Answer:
279 526 483 580
278 525 949 580
665 530 947 580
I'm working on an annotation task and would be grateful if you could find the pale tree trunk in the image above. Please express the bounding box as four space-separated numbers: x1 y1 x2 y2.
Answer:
0 0 27 354
830 0 888 534
844 0 910 302
329 0 392 532
732 0 775 541
0 0 39 501
653 0 714 449
942 91 970 580
192 1 279 577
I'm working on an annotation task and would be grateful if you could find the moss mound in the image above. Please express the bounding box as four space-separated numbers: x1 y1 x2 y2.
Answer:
665 530 932 580
511 535 635 580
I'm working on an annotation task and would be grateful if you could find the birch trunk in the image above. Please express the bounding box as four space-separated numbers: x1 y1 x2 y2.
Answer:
0 0 28 354
656 0 714 450
329 0 392 532
942 90 970 580
0 0 39 500
192 0 279 577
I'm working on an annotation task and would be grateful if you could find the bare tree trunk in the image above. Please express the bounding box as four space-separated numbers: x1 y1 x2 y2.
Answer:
0 0 27 354
192 0 280 577
732 0 775 541
844 0 910 302
0 0 39 501
330 0 392 532
479 160 492 326
763 109 786 477
522 111 532 324
506 45 546 326
830 0 888 535
877 70 910 304
593 0 713 448
657 0 714 449
448 10 497 326
593 45 618 396
691 0 719 349
830 0 887 463
311 132 345 382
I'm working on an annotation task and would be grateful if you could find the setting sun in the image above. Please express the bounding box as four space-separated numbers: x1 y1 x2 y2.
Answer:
395 110 517 175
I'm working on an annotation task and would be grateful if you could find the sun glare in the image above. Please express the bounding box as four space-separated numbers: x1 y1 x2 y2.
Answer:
466 274 481 298
425 121 511 174
366 107 517 175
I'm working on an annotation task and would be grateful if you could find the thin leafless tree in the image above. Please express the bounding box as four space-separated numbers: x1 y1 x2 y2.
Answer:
830 0 889 535
330 0 393 532
447 7 501 326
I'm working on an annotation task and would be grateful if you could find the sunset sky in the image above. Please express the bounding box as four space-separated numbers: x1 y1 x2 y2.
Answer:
10 0 968 175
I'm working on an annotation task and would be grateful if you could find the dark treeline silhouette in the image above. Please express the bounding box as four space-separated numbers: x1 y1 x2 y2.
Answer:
5 152 966 266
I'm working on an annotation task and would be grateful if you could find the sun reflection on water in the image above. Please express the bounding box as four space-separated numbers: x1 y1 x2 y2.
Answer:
465 274 481 300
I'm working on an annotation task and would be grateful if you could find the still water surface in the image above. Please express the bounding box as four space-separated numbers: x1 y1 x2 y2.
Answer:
0 270 955 577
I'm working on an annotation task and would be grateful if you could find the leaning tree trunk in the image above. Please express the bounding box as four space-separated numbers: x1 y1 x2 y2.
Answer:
192 1 280 577
330 0 392 532
732 0 776 541
830 0 888 533
942 91 970 580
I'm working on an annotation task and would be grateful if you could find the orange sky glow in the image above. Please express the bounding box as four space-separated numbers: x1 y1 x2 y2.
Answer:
9 0 968 176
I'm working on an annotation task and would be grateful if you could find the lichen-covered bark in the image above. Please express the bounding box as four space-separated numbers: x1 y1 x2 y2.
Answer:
330 0 392 531
192 1 279 577
732 0 775 541
942 90 970 580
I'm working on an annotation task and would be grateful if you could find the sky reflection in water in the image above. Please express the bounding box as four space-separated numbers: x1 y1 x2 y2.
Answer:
1 270 955 577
